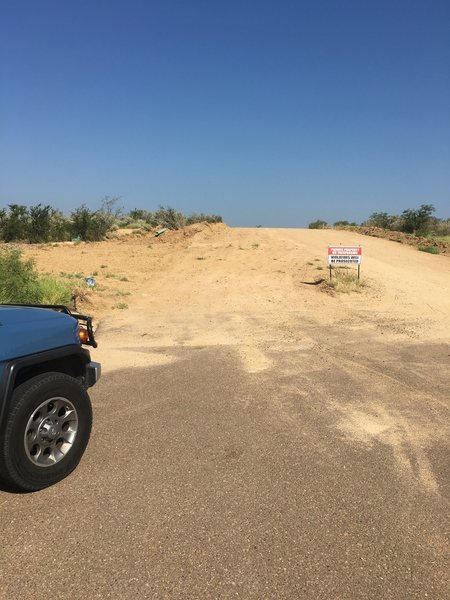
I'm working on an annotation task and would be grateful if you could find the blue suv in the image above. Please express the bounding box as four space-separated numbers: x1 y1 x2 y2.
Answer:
0 304 100 491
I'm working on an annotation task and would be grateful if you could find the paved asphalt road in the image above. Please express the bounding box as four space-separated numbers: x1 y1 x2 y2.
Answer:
1 327 449 599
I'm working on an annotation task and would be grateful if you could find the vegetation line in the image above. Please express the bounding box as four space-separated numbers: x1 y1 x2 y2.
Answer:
309 204 449 239
0 197 222 244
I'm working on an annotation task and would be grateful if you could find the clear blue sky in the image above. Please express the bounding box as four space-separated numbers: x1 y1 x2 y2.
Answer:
1 0 449 226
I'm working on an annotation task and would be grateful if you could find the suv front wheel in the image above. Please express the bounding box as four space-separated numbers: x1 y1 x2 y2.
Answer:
0 372 92 491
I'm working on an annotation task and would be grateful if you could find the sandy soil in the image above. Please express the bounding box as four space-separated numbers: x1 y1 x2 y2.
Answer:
22 223 450 370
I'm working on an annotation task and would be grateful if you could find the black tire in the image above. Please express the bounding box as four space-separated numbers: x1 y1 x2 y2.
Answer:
0 372 92 492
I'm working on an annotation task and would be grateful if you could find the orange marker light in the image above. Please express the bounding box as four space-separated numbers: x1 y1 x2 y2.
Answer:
78 327 89 344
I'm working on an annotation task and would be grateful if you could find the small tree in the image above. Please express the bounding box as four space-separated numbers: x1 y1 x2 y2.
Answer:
1 204 29 242
401 204 435 234
364 212 392 229
70 205 93 240
70 197 121 241
28 204 55 243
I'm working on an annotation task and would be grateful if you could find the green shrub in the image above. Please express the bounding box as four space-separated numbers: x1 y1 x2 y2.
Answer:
28 204 54 243
0 247 72 304
1 200 224 242
333 220 358 227
0 247 43 303
38 275 72 304
308 220 328 229
49 210 71 241
129 208 151 221
150 206 186 230
185 212 223 225
363 212 393 229
0 204 29 242
427 218 450 238
401 204 435 234
70 198 119 241
361 205 445 235
116 219 148 229
0 204 71 243
418 245 439 254
70 205 92 240
427 235 450 243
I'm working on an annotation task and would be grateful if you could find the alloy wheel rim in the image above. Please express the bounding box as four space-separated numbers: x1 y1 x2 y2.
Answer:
24 397 78 467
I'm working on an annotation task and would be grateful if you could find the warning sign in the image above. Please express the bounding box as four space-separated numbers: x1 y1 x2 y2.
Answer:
328 246 362 265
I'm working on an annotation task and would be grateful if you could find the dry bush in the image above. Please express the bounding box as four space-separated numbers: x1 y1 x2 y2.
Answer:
321 267 367 295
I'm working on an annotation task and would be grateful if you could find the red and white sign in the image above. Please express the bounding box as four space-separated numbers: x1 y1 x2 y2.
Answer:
328 246 362 265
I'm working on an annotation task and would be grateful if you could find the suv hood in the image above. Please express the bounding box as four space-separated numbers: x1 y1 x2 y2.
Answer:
0 306 80 361
0 306 69 325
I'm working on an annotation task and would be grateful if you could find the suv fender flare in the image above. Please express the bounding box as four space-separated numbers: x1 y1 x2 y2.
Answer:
0 345 91 429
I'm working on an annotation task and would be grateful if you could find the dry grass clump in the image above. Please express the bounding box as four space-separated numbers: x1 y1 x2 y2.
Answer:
321 267 367 295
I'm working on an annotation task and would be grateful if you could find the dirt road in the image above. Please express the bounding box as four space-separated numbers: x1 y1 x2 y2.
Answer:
1 226 449 598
